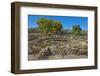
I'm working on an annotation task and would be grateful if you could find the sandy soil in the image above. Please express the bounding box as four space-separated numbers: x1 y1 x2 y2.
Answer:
28 54 87 61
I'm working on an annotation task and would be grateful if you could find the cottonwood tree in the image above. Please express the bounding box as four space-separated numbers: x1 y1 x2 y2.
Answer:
37 18 63 34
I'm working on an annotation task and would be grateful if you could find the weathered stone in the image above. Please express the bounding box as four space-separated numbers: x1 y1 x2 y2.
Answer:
31 45 41 55
49 46 60 55
78 41 87 49
39 46 52 56
28 48 33 54
60 44 70 56
70 48 79 55
79 49 87 55
28 30 88 60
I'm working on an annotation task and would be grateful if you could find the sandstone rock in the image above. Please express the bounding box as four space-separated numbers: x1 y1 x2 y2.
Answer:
31 45 41 55
39 45 62 57
50 46 60 55
60 44 71 56
70 48 80 55
39 46 52 56
79 49 87 55
28 48 33 54
28 31 88 60
78 41 87 49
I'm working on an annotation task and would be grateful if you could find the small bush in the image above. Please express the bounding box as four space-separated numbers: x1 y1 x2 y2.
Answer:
72 25 82 36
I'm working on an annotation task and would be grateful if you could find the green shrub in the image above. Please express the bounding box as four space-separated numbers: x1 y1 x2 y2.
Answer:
72 25 82 36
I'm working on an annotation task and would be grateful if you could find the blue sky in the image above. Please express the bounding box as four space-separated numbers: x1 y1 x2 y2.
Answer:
28 15 88 30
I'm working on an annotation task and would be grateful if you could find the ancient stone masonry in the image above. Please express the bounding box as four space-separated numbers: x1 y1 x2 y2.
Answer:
28 31 88 60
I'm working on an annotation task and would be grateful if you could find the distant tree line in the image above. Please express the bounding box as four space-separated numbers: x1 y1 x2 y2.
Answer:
36 18 82 36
